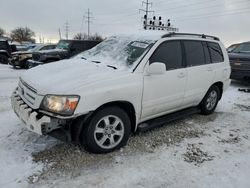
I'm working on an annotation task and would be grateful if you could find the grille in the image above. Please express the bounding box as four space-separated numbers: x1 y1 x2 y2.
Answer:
230 60 250 70
32 53 41 61
18 79 38 108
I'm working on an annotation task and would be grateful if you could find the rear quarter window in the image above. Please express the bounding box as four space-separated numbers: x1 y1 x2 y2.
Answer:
207 42 224 63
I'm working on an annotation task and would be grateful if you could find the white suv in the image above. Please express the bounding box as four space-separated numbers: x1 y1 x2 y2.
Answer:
11 32 231 153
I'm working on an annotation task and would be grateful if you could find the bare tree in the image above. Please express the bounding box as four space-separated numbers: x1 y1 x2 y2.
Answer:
73 33 84 40
73 32 103 41
89 33 103 41
10 27 35 43
0 27 5 37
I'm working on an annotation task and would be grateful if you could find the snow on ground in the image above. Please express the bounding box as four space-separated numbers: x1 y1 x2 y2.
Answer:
0 64 250 188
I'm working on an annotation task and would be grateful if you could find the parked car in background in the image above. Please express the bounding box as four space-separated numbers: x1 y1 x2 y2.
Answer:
15 44 29 51
227 43 240 53
27 39 101 68
11 32 230 153
0 39 13 64
228 41 250 81
26 44 40 50
10 44 56 69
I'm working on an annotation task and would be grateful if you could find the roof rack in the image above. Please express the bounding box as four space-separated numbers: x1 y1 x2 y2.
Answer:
162 32 220 41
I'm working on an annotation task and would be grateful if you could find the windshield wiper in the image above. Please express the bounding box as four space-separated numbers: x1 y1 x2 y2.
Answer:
92 60 101 64
81 57 87 60
107 65 117 70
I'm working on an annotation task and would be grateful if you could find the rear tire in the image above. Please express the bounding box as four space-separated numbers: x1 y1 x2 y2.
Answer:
200 85 220 115
80 106 131 153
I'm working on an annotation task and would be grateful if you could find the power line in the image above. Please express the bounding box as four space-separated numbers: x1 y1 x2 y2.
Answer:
172 6 250 21
156 0 218 13
157 0 249 15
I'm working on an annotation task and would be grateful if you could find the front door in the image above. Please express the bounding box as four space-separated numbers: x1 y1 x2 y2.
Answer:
141 40 187 121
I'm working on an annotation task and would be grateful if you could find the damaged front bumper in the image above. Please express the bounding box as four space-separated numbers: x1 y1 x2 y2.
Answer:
11 91 64 135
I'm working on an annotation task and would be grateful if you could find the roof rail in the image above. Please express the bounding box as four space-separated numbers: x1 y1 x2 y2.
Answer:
162 32 220 41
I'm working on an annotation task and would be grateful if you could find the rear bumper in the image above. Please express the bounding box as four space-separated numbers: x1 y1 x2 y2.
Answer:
11 91 62 135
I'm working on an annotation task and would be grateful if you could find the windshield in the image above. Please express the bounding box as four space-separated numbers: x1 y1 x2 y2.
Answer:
56 40 71 50
28 45 43 52
232 43 250 53
75 36 155 69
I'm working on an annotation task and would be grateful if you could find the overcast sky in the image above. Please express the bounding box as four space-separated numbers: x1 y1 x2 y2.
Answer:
1 0 250 46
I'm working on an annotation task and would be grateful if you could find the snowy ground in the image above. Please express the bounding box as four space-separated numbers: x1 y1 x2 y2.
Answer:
0 64 250 188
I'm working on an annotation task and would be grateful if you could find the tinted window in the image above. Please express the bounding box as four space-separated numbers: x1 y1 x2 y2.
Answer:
0 41 8 50
184 41 205 67
71 42 84 51
150 41 182 70
232 43 250 53
202 42 211 64
208 42 224 63
41 45 55 50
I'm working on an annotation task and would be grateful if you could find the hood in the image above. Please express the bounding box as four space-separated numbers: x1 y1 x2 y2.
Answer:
12 51 32 55
21 59 130 95
228 52 250 61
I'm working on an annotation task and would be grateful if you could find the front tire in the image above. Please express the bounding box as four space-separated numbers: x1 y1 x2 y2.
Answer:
81 106 131 153
0 54 8 64
200 85 220 115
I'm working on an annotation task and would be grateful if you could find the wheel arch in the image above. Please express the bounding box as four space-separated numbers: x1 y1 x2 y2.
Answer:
94 101 137 132
71 100 137 143
212 81 223 100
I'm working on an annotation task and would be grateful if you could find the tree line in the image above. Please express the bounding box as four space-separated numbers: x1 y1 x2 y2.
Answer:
0 26 103 43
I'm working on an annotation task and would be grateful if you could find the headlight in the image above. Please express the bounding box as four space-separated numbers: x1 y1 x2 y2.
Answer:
41 95 80 115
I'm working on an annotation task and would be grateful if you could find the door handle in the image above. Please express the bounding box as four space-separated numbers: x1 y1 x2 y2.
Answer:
178 72 185 78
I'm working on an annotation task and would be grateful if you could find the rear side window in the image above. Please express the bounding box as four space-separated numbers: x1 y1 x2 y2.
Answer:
183 41 205 67
150 40 183 70
207 42 224 63
202 42 211 64
71 42 83 51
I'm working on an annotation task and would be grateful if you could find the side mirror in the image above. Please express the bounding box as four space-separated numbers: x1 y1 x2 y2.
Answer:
147 62 166 75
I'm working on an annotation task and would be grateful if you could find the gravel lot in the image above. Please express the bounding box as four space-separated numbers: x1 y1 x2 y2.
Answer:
0 64 250 188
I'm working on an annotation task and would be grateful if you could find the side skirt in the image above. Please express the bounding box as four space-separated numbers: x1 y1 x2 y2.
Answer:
137 107 200 132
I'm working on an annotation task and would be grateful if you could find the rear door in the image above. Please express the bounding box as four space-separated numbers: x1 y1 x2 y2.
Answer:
182 40 215 107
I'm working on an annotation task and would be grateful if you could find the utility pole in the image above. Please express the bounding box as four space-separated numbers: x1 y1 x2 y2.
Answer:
84 8 93 40
65 21 69 39
58 28 62 40
39 35 42 43
139 0 154 29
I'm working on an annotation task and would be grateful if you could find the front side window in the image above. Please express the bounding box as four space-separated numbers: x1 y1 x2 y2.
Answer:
150 40 183 70
208 42 224 63
184 41 205 67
